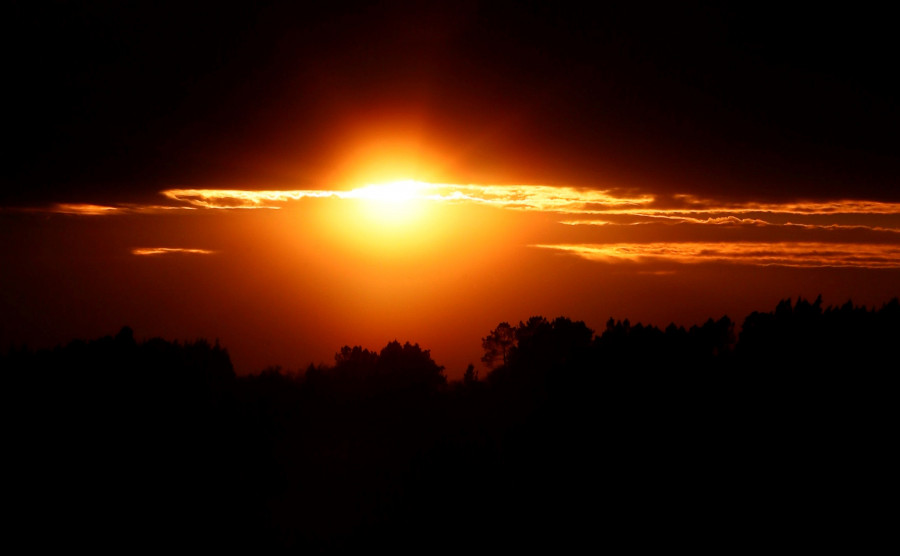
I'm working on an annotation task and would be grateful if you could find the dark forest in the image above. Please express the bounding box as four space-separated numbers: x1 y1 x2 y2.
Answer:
3 297 896 551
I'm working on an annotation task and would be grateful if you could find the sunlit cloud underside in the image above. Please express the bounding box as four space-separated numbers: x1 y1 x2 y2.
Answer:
132 247 216 256
52 203 128 216
34 181 900 269
533 242 900 269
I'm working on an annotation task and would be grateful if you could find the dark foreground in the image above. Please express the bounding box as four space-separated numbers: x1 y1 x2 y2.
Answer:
3 297 896 552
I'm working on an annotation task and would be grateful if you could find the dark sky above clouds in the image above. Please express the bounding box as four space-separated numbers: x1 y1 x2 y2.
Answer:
5 2 898 206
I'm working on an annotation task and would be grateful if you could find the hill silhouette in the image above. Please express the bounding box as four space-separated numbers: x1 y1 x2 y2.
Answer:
2 297 895 551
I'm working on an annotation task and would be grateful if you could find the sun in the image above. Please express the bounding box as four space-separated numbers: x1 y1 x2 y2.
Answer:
348 180 425 203
345 180 432 229
319 179 450 258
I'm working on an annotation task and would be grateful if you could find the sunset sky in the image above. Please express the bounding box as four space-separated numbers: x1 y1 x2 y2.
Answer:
3 3 898 376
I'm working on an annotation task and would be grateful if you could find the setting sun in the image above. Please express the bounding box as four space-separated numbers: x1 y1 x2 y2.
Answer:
348 180 425 203
345 180 432 233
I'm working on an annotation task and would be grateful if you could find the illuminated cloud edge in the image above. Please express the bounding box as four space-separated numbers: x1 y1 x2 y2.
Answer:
132 247 216 256
532 242 900 269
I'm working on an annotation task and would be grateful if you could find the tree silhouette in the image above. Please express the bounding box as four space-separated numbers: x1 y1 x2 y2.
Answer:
462 364 478 385
376 340 446 389
481 322 516 368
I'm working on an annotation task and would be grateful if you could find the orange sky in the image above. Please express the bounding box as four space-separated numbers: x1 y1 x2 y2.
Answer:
3 4 898 377
3 180 900 377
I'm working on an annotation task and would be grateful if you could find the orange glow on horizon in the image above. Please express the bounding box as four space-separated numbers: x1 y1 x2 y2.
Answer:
6 180 900 378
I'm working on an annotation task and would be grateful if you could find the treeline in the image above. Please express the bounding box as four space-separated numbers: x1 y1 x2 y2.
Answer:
2 297 897 551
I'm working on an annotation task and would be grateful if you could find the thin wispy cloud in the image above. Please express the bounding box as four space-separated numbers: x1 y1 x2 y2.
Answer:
41 203 194 216
533 242 900 269
51 203 129 216
560 216 772 227
559 215 900 232
664 195 900 215
132 247 216 256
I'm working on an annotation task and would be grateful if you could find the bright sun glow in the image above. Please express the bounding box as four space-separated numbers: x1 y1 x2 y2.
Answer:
314 179 464 259
347 180 426 203
344 180 432 232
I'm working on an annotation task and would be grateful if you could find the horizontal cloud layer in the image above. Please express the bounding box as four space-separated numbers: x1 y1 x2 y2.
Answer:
533 242 900 269
159 183 655 212
19 181 900 268
30 182 900 223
